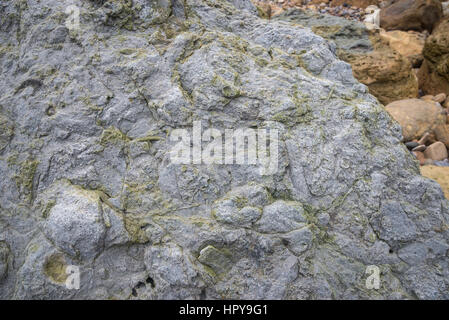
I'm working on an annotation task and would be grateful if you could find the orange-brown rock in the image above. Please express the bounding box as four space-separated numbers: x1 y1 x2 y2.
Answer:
380 0 443 32
421 95 435 101
418 18 449 96
379 30 426 67
385 98 446 141
344 49 418 105
434 124 449 148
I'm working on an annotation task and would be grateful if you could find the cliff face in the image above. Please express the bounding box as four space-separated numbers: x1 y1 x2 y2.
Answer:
1 0 449 299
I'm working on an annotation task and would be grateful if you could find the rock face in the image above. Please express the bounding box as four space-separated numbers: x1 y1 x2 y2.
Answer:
0 242 10 281
274 9 374 54
380 0 443 32
274 9 419 105
1 0 449 300
418 18 449 96
344 48 419 105
385 99 446 141
379 30 426 67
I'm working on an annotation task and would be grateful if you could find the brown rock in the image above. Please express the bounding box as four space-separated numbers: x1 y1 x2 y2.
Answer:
343 49 418 105
424 141 448 160
380 0 443 32
418 132 430 145
421 95 435 101
444 99 449 109
434 124 449 148
379 30 426 67
434 93 447 104
413 150 426 165
418 18 449 96
385 98 446 141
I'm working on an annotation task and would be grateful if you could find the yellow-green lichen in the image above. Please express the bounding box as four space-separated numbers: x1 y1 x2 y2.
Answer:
14 159 39 202
100 126 130 146
43 253 68 284
42 200 56 219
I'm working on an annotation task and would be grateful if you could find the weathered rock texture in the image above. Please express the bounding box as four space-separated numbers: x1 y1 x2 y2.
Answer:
1 0 449 300
379 30 426 68
344 48 419 105
380 0 443 32
418 17 449 96
274 9 419 105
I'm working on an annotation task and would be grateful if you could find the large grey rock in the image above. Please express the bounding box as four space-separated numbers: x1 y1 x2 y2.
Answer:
1 0 449 300
0 242 10 281
273 9 374 54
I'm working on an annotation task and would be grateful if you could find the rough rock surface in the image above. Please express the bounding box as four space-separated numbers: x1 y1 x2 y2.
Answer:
273 9 374 55
380 0 443 32
1 0 449 300
344 48 419 105
418 17 449 96
273 9 419 105
379 30 426 68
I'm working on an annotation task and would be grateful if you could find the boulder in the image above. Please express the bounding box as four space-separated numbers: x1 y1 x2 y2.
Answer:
418 18 449 96
1 0 449 300
0 242 9 280
424 141 449 160
380 0 443 32
379 30 426 67
435 93 447 103
433 124 449 148
275 9 419 105
344 49 419 105
421 95 435 101
385 99 446 141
